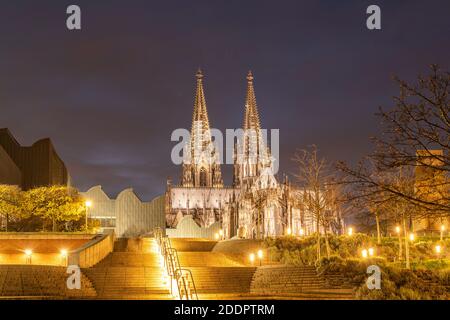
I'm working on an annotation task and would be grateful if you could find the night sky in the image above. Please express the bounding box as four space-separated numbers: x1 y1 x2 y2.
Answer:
1 1 449 200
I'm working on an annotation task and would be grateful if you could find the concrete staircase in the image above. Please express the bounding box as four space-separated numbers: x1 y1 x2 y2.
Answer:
82 238 171 300
0 265 96 299
251 265 354 299
171 239 257 299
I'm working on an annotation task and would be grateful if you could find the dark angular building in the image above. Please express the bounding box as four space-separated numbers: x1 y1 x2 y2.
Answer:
0 128 70 190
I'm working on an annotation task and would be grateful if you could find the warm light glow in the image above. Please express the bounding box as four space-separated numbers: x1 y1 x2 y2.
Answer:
395 226 401 234
85 200 92 208
214 233 220 240
361 249 368 258
435 245 441 254
368 247 374 256
249 253 255 263
25 249 32 257
299 228 305 236
441 225 446 232
286 228 292 236
60 249 68 257
348 227 353 236
409 233 415 241
218 229 224 236
257 249 263 259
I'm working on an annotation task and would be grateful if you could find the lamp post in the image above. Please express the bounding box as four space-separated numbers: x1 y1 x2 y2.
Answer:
440 225 445 241
395 226 402 261
347 227 353 237
25 249 32 265
249 253 255 265
60 249 68 266
85 200 92 233
257 249 263 266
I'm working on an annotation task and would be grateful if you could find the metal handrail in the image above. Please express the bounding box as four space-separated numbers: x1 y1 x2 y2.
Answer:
176 268 199 300
153 228 198 300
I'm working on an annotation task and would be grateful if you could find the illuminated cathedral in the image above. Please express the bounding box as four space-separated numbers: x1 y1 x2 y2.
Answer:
165 70 344 239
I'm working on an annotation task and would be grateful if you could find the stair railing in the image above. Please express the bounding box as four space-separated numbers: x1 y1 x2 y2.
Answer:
153 228 198 300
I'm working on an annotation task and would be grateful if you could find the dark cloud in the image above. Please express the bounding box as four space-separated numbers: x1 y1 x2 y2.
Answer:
0 0 449 199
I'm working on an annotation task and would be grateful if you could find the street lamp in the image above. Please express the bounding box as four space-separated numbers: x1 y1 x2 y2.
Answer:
409 233 415 242
395 226 401 234
286 227 292 236
435 245 441 255
219 229 224 240
299 228 305 236
348 227 353 236
85 200 92 232
214 233 220 240
368 247 375 256
257 249 263 266
25 249 32 264
60 249 68 266
440 225 445 241
249 253 255 265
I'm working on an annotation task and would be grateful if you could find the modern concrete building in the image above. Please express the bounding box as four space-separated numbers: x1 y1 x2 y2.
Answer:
0 128 70 190
0 145 21 186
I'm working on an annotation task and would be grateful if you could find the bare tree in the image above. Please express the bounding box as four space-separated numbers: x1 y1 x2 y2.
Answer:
338 65 449 226
293 145 334 262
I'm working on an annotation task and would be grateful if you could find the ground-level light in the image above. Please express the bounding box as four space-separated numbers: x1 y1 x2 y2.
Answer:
299 228 305 236
361 249 368 259
348 227 353 236
214 233 220 240
286 228 292 236
249 253 255 264
368 248 375 256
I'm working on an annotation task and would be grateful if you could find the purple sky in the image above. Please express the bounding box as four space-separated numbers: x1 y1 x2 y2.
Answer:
1 1 449 199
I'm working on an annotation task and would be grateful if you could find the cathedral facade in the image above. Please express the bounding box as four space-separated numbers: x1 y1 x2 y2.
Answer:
165 70 344 239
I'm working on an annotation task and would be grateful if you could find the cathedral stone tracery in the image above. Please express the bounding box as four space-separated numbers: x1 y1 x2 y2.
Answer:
166 70 344 239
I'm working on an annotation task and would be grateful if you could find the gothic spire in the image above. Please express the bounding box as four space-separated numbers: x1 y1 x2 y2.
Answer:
243 70 261 131
191 68 210 133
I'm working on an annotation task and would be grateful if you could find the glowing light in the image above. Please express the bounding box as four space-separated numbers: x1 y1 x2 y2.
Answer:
348 227 353 236
361 249 368 259
25 249 32 257
249 253 255 263
395 226 401 234
218 229 224 236
60 249 68 257
214 233 220 240
368 248 374 256
441 225 446 232
85 200 92 208
299 228 305 236
435 245 441 254
257 249 263 259
409 233 415 242
286 228 292 236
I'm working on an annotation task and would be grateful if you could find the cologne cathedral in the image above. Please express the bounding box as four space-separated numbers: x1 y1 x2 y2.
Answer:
165 70 344 239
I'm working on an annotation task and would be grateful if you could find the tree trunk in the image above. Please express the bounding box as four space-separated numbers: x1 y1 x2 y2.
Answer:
402 214 410 269
324 228 331 259
5 213 8 232
375 213 381 245
52 218 56 232
316 215 321 263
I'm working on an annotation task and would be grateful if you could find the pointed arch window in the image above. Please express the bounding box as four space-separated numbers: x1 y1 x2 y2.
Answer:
200 168 207 187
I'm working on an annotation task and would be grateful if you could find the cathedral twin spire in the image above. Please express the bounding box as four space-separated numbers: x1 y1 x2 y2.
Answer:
182 69 269 188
